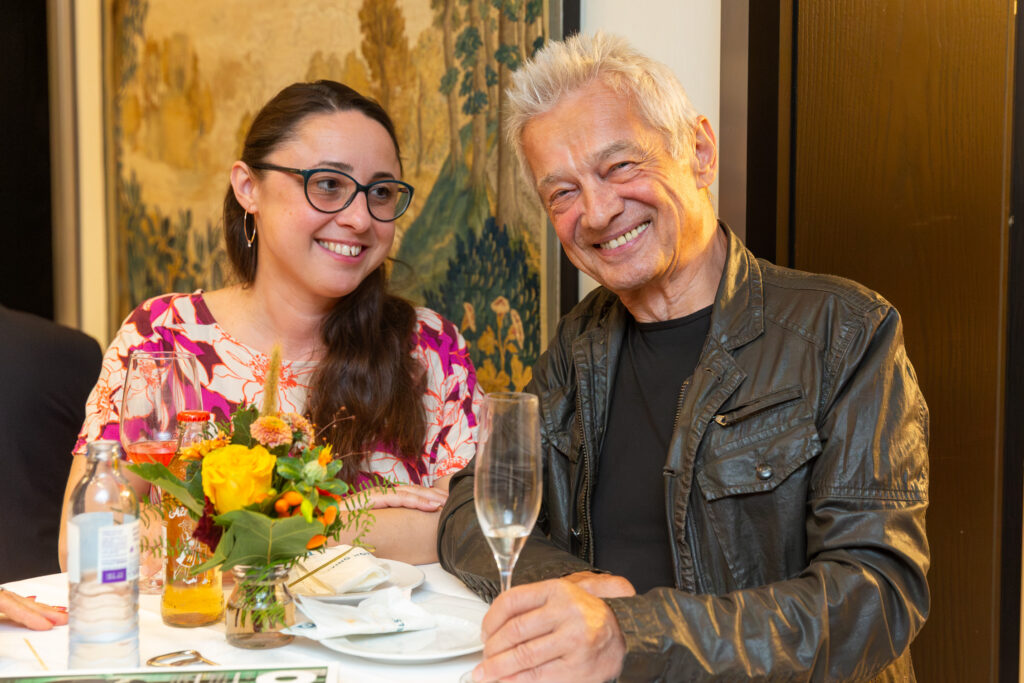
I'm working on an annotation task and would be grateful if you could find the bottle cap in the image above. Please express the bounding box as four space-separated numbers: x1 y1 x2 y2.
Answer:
177 410 211 422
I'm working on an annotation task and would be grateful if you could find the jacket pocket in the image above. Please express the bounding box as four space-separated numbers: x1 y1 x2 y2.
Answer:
697 416 820 499
711 384 803 428
546 429 573 463
690 395 822 589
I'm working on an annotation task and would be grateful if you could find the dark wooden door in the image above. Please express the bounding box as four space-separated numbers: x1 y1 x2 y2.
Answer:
769 1 1017 679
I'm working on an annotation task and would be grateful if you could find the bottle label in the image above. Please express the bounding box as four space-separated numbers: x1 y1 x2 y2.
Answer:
99 520 137 582
68 513 140 584
67 517 82 584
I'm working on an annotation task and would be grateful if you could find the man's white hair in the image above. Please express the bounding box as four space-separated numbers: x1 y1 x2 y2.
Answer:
506 31 700 181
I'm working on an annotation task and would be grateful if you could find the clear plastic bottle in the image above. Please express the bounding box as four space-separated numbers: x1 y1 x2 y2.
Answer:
67 440 140 669
161 410 223 626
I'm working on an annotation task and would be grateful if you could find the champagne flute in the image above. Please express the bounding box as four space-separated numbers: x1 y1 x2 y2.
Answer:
119 350 201 593
474 391 543 593
461 392 542 683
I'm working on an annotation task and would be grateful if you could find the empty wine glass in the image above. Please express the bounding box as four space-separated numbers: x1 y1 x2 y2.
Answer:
461 392 542 683
119 350 201 594
473 392 543 593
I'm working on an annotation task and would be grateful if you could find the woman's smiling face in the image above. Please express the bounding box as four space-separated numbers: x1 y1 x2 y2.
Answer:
248 109 402 306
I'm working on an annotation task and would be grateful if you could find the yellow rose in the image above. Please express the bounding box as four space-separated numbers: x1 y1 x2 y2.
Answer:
202 444 276 514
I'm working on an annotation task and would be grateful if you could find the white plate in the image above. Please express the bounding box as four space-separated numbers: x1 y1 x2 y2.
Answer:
292 559 425 603
317 594 488 663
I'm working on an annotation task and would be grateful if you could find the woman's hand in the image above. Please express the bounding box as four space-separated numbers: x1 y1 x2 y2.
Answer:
362 483 448 511
0 588 68 631
326 475 453 563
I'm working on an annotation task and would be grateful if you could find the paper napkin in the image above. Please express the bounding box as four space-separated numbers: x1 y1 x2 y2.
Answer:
286 587 437 639
289 545 391 595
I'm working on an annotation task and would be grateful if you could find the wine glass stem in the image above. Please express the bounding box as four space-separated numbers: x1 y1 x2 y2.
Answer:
495 553 515 593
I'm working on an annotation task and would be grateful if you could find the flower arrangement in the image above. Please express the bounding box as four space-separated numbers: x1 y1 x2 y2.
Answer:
127 347 372 574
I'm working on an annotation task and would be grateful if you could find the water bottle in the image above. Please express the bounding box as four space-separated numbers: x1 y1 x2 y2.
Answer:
67 440 140 669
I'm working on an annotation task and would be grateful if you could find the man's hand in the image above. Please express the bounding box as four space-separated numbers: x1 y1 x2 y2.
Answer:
471 578 627 682
0 589 68 631
562 571 636 598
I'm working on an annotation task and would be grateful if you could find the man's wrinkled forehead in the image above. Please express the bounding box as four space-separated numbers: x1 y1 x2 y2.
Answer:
533 138 653 194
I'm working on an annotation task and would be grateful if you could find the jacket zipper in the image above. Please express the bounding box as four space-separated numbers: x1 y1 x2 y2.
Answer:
712 385 803 426
665 377 691 589
575 391 594 563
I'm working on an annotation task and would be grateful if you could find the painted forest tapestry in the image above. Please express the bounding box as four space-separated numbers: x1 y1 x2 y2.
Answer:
105 0 553 392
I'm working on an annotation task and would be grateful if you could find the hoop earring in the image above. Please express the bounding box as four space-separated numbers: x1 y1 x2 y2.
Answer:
243 211 256 248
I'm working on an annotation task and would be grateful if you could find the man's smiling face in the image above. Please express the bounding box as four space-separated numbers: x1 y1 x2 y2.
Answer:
522 79 717 305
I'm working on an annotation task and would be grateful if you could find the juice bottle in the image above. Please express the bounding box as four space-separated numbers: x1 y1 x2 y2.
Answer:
160 410 224 626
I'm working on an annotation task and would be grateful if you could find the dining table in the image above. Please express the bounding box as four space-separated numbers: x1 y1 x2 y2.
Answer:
0 563 487 682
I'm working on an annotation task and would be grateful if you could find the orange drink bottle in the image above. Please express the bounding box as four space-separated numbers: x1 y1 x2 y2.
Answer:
160 410 224 627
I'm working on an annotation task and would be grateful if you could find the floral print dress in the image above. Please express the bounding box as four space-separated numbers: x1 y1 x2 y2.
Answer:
75 291 480 486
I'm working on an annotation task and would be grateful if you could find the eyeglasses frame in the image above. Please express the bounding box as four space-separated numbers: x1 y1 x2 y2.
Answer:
249 162 414 222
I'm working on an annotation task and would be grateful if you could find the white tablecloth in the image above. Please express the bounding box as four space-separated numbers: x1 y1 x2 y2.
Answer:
0 564 484 682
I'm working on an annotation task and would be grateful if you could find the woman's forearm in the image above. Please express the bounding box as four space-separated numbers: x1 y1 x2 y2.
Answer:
332 506 442 565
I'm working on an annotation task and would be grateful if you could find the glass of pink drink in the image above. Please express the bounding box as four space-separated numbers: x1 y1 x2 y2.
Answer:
120 351 201 593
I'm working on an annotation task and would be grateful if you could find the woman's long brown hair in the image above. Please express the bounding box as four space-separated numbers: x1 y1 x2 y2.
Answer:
222 80 426 485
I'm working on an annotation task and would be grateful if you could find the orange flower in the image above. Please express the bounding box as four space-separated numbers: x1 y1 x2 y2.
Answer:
250 415 292 448
282 490 304 506
319 506 338 527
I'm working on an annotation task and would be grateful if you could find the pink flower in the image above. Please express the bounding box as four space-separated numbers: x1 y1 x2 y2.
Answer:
250 415 292 448
282 412 314 448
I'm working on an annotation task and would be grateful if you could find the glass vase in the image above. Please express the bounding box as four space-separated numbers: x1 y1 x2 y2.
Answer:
224 564 295 649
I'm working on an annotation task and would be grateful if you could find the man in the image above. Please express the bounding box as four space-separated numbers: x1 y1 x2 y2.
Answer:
0 304 102 582
438 32 929 682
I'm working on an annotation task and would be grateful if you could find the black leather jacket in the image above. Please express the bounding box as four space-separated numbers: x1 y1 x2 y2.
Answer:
438 226 930 681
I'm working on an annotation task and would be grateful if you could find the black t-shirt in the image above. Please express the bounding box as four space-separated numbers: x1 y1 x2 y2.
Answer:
591 305 711 594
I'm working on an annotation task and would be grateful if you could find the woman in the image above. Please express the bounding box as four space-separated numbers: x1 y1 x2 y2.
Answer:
59 81 480 566
0 588 67 631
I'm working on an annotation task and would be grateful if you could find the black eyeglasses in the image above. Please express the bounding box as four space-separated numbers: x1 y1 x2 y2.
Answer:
250 163 414 221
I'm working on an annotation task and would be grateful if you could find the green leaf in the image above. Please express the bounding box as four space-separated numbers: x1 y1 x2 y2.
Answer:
126 462 203 516
317 480 349 496
276 457 303 480
204 509 320 570
230 406 259 445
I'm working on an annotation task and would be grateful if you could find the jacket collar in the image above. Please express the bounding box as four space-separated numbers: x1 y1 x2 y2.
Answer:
708 221 764 351
582 221 764 351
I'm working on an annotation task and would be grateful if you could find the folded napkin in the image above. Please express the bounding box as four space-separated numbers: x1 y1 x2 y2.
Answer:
289 545 391 595
286 587 436 639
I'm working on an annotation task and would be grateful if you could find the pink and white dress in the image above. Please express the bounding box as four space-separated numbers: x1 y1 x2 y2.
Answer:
74 291 480 486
